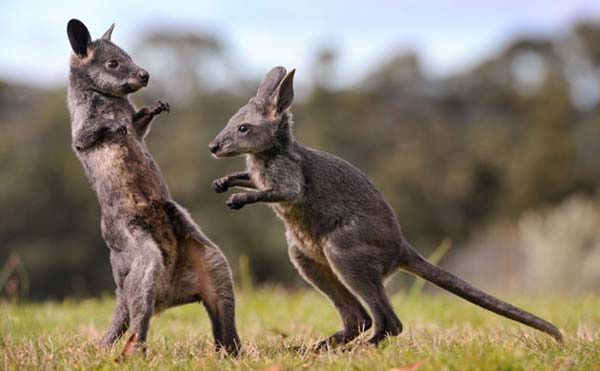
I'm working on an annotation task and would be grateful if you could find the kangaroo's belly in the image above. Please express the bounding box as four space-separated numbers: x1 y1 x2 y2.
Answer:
273 203 328 261
103 201 181 311
81 135 181 291
80 136 169 214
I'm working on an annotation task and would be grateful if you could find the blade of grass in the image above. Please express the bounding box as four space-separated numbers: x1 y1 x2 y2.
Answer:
239 254 254 292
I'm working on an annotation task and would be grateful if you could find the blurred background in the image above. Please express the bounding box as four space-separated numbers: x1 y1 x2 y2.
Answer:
1 1 599 300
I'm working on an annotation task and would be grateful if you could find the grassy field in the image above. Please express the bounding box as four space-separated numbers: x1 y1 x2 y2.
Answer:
1 288 598 370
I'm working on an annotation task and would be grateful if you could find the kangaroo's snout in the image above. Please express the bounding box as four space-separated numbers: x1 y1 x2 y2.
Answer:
209 141 220 154
138 70 149 86
124 68 149 93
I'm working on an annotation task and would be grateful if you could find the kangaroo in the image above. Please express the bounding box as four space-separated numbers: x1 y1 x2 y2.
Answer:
209 66 562 347
66 19 240 355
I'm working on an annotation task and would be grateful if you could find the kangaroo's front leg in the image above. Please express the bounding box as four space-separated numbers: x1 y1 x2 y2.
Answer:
132 99 170 138
225 164 302 210
73 120 127 151
226 187 300 210
212 172 256 193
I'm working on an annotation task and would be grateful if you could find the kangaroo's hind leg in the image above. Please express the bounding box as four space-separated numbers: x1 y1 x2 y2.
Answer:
118 234 163 357
165 201 240 354
324 241 402 345
288 238 372 348
101 290 129 345
187 237 240 355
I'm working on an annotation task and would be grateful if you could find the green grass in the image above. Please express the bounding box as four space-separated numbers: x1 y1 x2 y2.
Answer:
1 288 598 370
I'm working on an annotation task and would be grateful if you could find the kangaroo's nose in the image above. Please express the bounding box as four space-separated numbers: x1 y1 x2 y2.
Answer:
138 70 149 85
209 142 220 154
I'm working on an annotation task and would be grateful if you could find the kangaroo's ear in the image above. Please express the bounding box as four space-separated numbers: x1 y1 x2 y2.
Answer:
101 23 115 41
257 66 287 100
67 19 92 58
275 69 295 114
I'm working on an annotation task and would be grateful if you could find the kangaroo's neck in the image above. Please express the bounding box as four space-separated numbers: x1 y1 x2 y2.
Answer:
68 72 132 130
252 112 301 163
68 71 129 112
274 112 295 148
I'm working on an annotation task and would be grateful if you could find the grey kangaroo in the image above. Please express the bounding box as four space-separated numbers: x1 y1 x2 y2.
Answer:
66 19 240 355
209 66 562 347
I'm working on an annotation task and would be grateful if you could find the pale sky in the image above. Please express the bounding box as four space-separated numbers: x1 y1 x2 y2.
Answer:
2 0 600 88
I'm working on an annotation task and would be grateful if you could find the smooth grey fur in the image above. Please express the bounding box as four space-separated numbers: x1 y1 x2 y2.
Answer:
209 66 563 347
66 19 240 354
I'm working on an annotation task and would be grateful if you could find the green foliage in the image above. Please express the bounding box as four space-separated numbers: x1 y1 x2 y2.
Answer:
238 254 254 292
1 289 598 370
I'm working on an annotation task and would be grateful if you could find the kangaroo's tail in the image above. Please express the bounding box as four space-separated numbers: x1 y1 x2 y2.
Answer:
402 245 563 341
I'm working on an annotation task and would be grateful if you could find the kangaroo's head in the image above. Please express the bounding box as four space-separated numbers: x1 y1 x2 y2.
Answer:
209 66 295 157
67 19 149 96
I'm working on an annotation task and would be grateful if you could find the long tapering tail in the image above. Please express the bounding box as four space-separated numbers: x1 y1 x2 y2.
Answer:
402 246 563 341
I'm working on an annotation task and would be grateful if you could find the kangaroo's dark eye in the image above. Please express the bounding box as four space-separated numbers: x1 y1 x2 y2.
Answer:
238 124 249 133
107 60 119 69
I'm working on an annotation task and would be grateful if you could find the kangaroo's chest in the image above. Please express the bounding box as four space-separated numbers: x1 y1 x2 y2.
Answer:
77 128 170 226
247 157 270 190
246 154 322 250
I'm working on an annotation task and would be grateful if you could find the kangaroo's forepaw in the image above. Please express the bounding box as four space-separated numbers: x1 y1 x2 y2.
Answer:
106 121 128 137
226 193 247 210
114 126 128 136
212 177 229 193
151 100 170 115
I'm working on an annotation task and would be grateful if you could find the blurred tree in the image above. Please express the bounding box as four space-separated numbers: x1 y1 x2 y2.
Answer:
1 21 599 299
